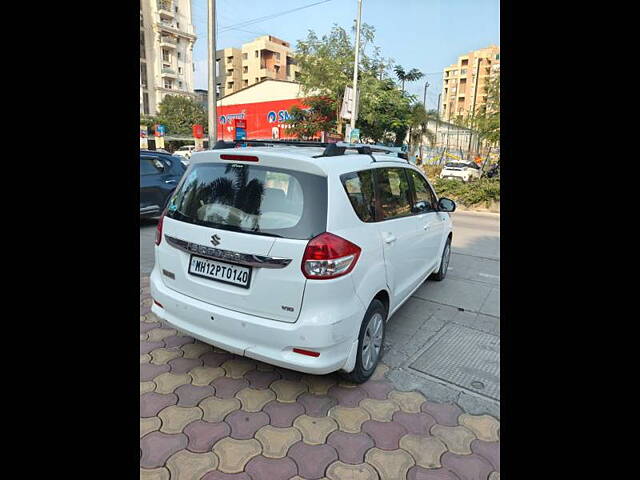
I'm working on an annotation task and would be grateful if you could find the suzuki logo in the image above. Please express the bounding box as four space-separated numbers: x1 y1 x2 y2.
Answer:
210 234 221 246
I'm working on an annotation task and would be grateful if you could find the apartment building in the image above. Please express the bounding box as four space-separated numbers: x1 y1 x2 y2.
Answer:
214 35 301 98
441 45 500 122
140 0 197 115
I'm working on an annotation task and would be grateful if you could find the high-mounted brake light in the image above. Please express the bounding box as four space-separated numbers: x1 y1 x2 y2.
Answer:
301 232 361 279
155 210 166 246
220 154 259 162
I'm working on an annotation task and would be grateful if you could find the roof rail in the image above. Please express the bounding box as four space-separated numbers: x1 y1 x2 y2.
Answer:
210 139 409 163
212 139 327 149
315 142 409 163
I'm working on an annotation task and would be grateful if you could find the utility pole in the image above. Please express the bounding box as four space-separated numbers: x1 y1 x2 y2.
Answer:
350 0 363 134
467 57 482 153
207 0 217 148
435 92 441 148
420 81 429 162
422 81 430 108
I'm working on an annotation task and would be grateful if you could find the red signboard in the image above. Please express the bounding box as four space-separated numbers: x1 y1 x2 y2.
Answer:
192 124 204 139
216 98 314 141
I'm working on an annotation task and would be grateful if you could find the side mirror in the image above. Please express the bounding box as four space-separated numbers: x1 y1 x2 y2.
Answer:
438 197 456 212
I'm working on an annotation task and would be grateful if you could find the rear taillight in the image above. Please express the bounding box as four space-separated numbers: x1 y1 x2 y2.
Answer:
155 211 165 246
301 232 361 279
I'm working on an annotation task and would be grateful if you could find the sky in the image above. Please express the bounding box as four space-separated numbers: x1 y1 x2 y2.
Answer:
190 0 499 110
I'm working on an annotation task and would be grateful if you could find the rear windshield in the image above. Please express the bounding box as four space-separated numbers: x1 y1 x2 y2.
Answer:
166 162 327 239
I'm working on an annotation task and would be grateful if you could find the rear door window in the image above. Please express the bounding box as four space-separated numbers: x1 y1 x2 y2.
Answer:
140 156 164 175
340 170 376 222
166 162 327 239
374 168 413 220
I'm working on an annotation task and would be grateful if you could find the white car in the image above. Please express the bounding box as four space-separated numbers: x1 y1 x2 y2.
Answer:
150 143 455 382
173 145 197 160
439 161 482 182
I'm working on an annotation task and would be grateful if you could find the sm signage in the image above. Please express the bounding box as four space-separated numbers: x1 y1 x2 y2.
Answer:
217 98 311 140
267 110 293 123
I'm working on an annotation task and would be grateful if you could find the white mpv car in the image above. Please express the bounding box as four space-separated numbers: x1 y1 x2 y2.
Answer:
150 143 455 382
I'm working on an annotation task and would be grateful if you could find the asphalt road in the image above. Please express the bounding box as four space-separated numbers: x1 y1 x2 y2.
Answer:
139 211 501 416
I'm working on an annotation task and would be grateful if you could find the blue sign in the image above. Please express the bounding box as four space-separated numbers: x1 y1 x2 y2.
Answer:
267 110 293 123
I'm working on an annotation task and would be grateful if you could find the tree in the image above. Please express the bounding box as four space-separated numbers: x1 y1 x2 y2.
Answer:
287 96 337 139
393 65 424 93
406 104 439 160
155 95 207 135
357 77 411 144
475 75 500 147
292 24 413 143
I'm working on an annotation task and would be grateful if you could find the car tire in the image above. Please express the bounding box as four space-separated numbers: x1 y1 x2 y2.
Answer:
343 299 387 384
430 237 451 281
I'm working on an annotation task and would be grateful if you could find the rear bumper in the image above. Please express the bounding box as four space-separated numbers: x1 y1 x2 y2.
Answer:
149 267 361 375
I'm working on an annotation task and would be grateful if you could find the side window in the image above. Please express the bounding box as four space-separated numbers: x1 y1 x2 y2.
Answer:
340 170 376 222
140 156 164 175
374 168 413 220
407 169 437 212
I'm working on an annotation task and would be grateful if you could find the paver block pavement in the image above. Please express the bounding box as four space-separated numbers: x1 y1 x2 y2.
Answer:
139 275 500 479
458 414 500 442
255 425 301 458
325 461 379 480
236 387 276 412
166 450 218 480
399 434 447 469
365 448 415 480
293 415 338 445
431 424 476 455
213 437 262 473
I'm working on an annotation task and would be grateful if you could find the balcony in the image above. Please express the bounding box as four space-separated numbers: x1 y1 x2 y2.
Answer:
157 1 175 19
159 36 177 48
161 67 177 78
155 14 195 37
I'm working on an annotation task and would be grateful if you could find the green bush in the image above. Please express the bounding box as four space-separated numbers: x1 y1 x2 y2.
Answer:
432 177 500 207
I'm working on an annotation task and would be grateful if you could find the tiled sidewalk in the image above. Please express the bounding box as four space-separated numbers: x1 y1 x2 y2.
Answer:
140 275 500 480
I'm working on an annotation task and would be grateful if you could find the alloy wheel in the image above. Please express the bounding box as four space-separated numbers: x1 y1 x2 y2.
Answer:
361 312 384 371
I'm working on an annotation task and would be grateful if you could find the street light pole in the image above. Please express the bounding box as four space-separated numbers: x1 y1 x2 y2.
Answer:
423 81 429 108
435 92 441 148
349 0 363 134
420 81 429 162
207 0 217 148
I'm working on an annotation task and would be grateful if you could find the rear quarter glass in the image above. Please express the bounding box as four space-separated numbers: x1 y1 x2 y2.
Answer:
166 162 327 240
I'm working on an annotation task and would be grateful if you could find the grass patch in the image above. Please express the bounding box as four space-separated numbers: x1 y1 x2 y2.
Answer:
431 177 500 207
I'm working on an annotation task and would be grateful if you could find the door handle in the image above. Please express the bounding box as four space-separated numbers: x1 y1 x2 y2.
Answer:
165 179 176 184
383 233 397 244
423 223 432 230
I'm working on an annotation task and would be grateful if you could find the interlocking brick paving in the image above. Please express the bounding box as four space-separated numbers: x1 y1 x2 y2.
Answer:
140 275 500 479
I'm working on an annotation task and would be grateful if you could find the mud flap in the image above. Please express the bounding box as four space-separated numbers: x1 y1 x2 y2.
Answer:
340 339 359 373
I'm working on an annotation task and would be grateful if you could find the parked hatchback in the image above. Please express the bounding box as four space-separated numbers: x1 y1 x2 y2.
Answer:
439 161 481 182
140 151 186 218
150 145 455 382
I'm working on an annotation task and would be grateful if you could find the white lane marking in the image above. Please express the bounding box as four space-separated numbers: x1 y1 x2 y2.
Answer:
478 273 500 279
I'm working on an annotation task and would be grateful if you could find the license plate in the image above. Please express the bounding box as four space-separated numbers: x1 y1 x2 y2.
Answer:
188 255 252 288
